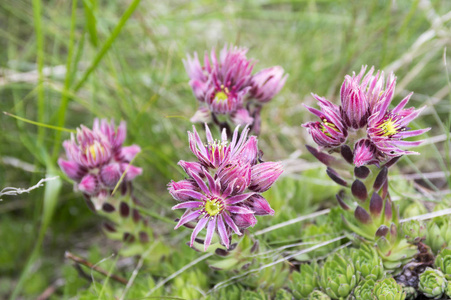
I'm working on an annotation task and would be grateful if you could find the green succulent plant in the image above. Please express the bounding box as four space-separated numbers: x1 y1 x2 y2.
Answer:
207 234 289 293
289 262 318 299
446 282 451 298
374 224 419 270
402 201 427 219
402 220 426 244
204 285 244 300
352 278 376 299
274 289 293 300
425 218 451 254
100 195 169 262
401 286 417 300
308 290 331 300
373 278 406 300
301 223 341 258
336 167 418 270
351 244 384 280
418 267 448 299
318 252 358 299
240 290 271 300
435 248 451 280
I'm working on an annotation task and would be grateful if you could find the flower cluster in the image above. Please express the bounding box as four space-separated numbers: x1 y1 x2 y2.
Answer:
168 124 283 251
303 66 429 167
58 119 142 210
184 45 287 134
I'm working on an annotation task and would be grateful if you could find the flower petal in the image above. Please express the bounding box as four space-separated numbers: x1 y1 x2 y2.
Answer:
190 217 208 247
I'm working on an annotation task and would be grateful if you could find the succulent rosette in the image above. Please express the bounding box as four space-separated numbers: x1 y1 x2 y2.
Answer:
289 263 319 299
402 220 426 244
425 217 451 254
352 278 376 300
303 65 429 167
58 118 142 210
418 268 448 299
184 45 287 134
373 278 406 300
351 244 384 280
435 248 451 280
318 252 358 299
402 202 428 219
446 282 451 298
308 290 331 300
169 124 283 251
206 235 288 291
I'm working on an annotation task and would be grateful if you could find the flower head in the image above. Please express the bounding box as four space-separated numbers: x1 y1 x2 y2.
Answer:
305 66 429 166
188 123 251 169
303 94 347 148
353 139 381 167
171 169 256 251
170 124 282 250
185 45 287 135
185 45 253 114
340 66 372 129
250 66 287 103
367 90 430 159
59 119 142 209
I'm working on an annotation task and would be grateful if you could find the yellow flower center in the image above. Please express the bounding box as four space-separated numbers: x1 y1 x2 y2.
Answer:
85 142 104 161
207 140 228 156
214 85 229 103
320 119 339 137
204 198 222 216
378 118 399 137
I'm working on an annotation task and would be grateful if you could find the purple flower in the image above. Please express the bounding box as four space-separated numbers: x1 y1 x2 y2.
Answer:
217 162 252 195
188 123 250 169
171 169 256 251
353 139 380 167
340 66 372 129
183 52 209 102
249 162 284 193
170 123 283 250
367 87 430 158
184 45 287 136
184 45 253 115
304 66 429 166
58 119 142 208
230 108 254 126
250 66 288 103
303 94 348 148
190 106 212 124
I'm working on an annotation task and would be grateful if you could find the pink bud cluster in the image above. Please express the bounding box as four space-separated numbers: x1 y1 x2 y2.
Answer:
58 119 142 210
168 124 283 251
184 45 287 134
303 66 430 167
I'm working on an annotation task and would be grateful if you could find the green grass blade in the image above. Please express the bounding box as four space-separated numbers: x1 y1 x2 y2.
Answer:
3 112 76 133
51 0 78 160
73 0 142 92
32 0 45 145
82 0 99 47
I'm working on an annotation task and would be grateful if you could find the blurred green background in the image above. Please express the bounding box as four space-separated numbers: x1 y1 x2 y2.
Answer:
0 0 450 298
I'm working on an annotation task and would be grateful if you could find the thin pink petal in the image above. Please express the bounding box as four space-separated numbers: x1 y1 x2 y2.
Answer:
190 217 208 247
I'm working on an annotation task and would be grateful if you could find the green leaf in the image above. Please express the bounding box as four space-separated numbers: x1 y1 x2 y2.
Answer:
82 0 98 47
